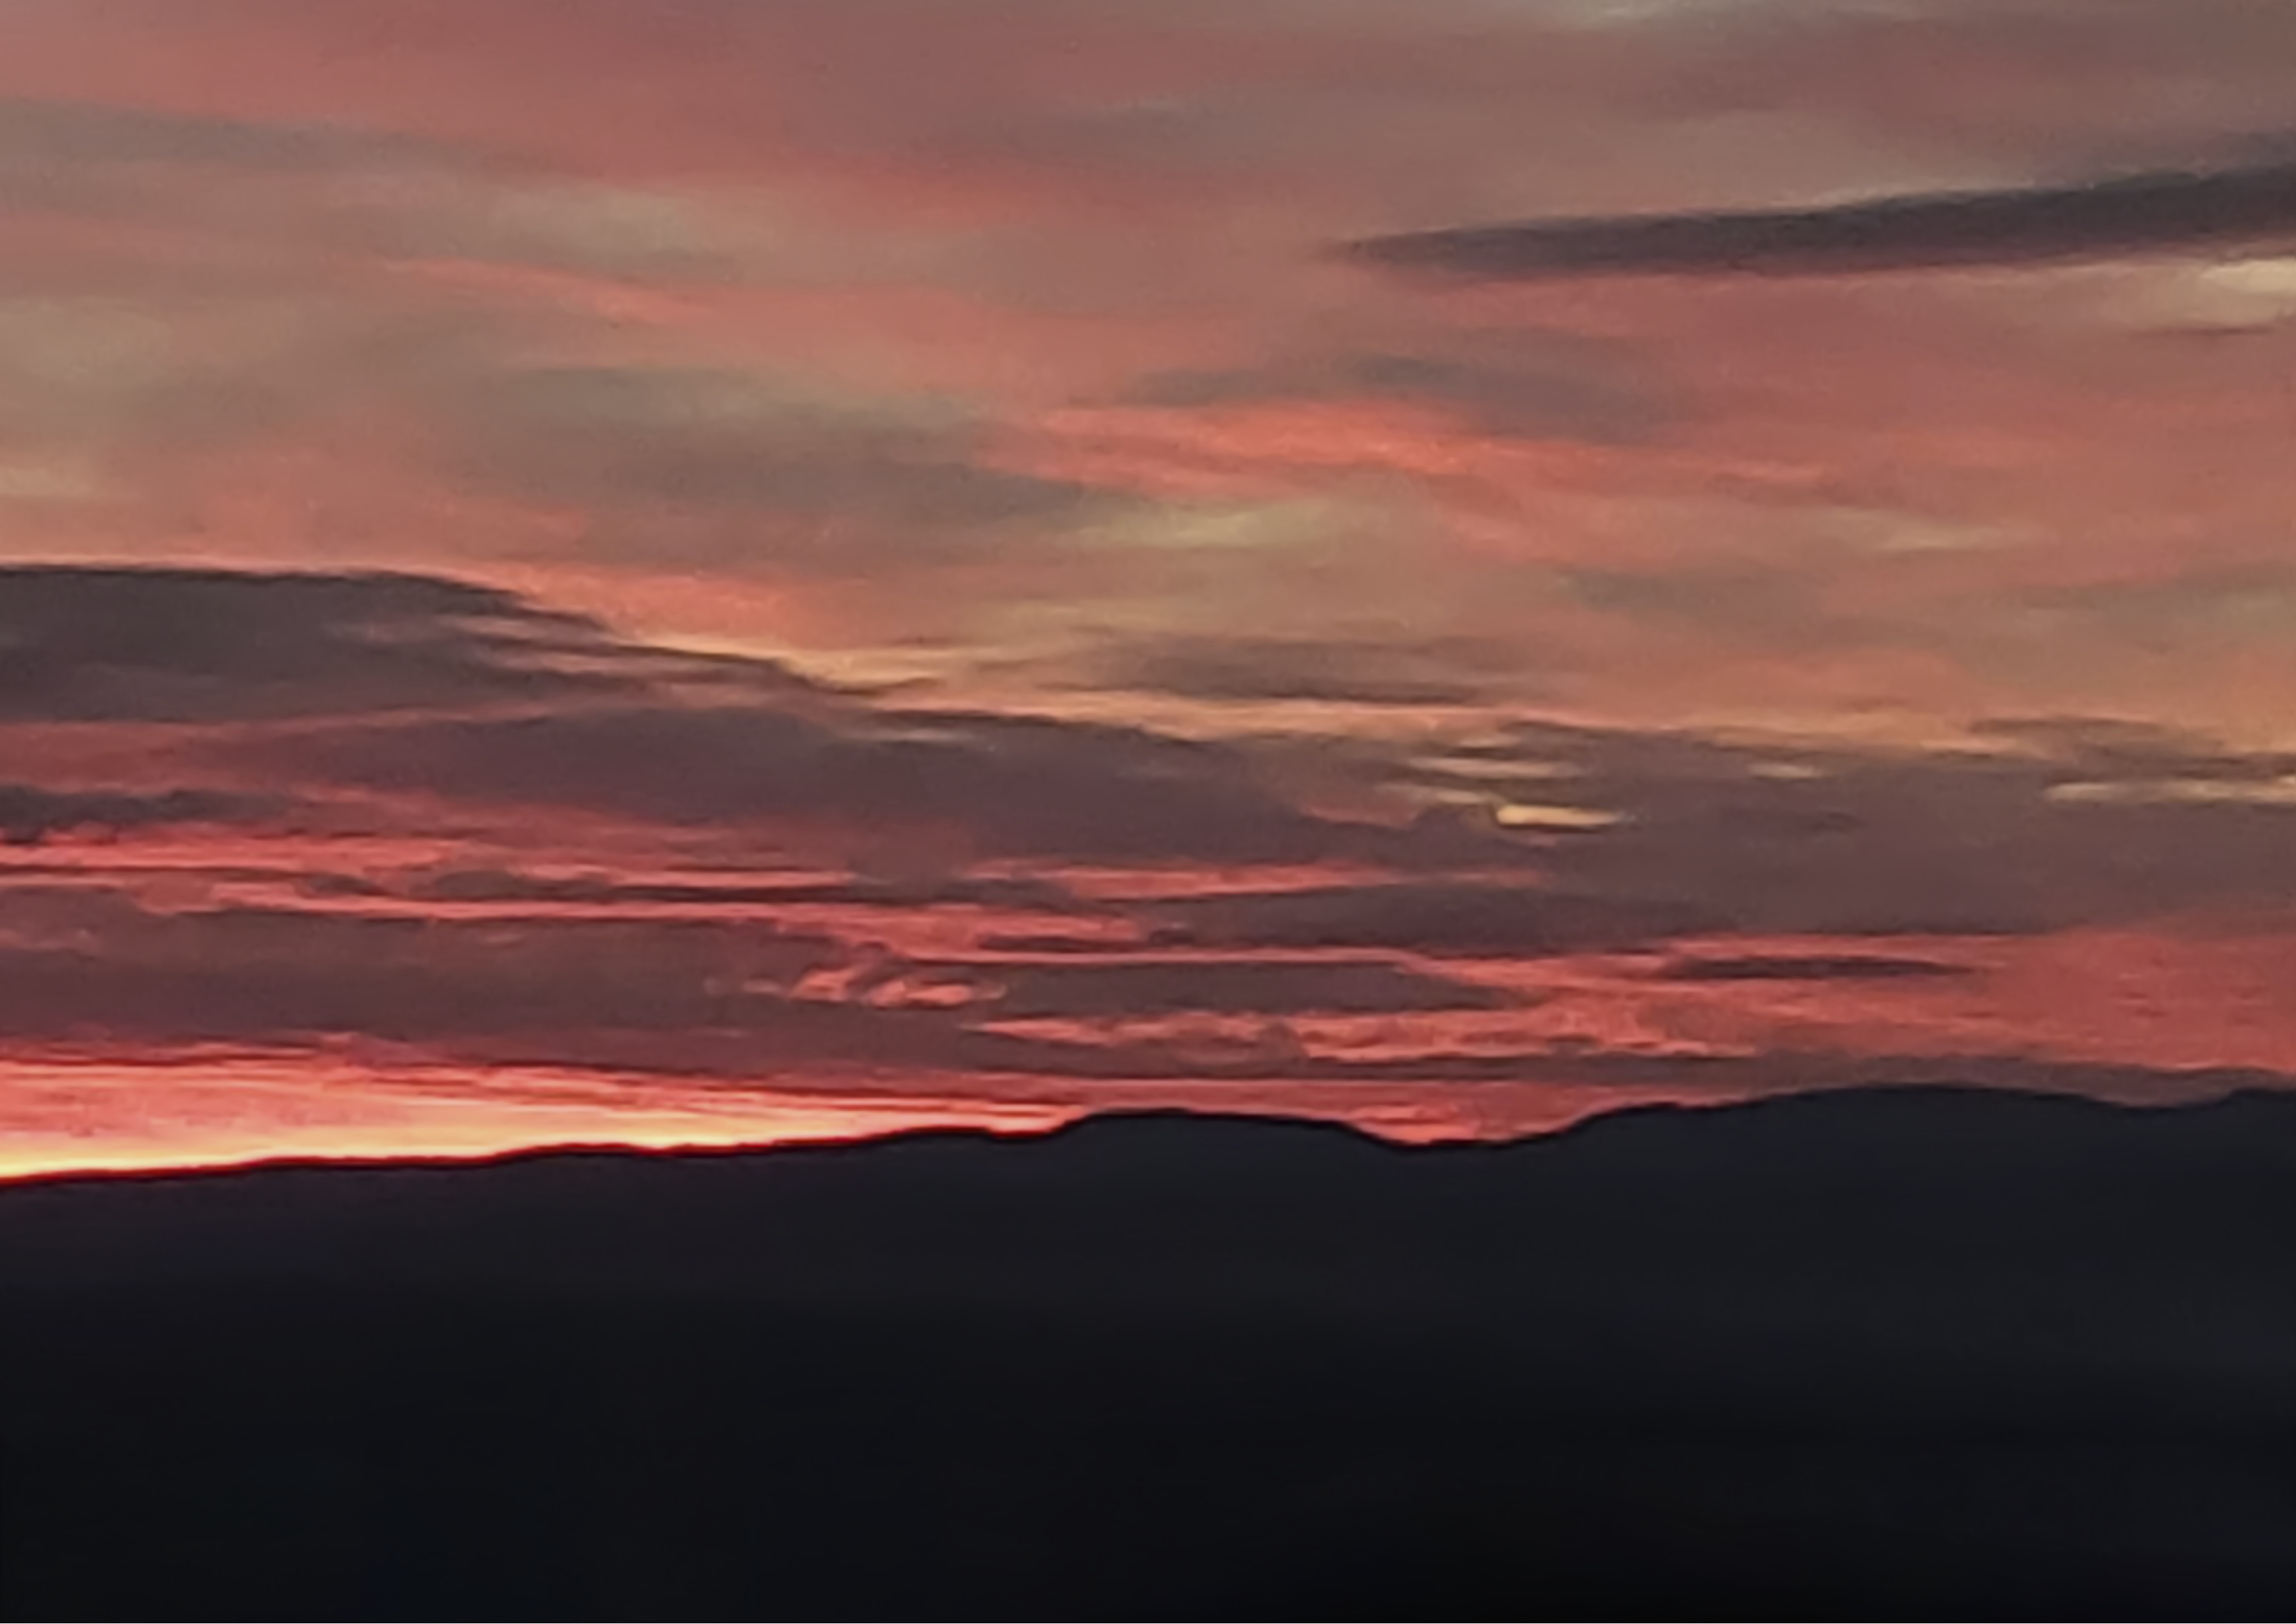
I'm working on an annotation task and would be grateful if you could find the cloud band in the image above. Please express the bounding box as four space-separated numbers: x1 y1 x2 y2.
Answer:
1345 162 2296 281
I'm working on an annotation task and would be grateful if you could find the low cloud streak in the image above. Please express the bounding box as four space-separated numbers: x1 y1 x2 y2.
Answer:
1347 161 2296 281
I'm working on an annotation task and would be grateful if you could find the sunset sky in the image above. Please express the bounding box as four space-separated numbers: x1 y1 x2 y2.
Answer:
3 0 2295 1175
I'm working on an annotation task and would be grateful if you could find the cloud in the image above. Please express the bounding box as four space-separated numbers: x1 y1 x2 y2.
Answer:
0 92 694 289
0 566 1535 877
443 366 1108 569
0 884 1455 1083
1143 880 1727 958
60 562 2257 942
0 785 285 846
1344 160 2296 281
1385 714 2296 937
972 933 1153 956
1052 632 1526 708
1124 334 1672 444
1968 714 2296 784
1566 759 2296 936
1655 952 1973 983
0 888 850 1047
393 866 1093 914
0 566 822 722
257 702 1414 867
870 954 1516 1019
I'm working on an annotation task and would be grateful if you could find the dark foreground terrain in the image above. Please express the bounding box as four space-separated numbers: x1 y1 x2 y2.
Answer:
1 1086 2291 1620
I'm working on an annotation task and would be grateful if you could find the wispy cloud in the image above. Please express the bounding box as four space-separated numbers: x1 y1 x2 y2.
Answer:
1346 160 2296 281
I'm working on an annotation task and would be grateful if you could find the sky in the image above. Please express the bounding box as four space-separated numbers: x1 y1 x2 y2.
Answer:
3 0 2295 1175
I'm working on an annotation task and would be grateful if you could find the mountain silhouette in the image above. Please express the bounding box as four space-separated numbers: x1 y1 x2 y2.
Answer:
1 1087 2291 1619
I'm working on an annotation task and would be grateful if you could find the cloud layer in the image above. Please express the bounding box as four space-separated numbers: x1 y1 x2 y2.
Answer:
0 562 2283 1175
1 0 2294 1169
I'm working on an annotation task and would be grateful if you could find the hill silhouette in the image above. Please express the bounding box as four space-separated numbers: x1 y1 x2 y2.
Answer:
1 1087 2291 1619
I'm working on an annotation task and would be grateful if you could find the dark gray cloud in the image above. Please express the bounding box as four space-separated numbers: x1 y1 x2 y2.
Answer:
1405 715 2296 937
1142 880 1727 959
259 702 1412 867
971 933 1154 956
1057 632 1526 708
0 886 1456 1082
1345 160 2296 281
1579 778 2296 938
0 566 822 723
0 880 1048 1074
0 785 285 846
393 866 1093 914
0 889 848 1047
0 566 1534 875
1655 953 1973 984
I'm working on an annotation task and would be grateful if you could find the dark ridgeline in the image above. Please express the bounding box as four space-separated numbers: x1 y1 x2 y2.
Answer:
0 1087 2291 1620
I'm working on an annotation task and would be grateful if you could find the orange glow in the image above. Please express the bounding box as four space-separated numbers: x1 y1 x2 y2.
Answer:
0 1054 1077 1182
0 1048 1818 1183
